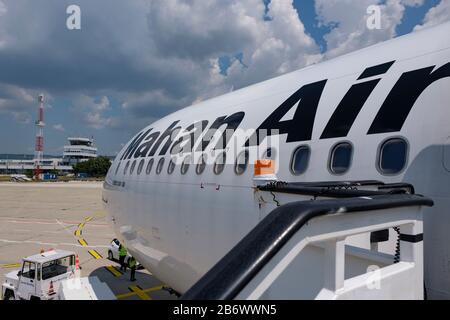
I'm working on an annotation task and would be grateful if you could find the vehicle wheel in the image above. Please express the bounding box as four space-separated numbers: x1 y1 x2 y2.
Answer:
108 250 114 260
3 290 14 300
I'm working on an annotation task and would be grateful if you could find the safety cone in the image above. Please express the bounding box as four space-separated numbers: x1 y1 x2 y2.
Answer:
75 255 80 270
48 281 55 296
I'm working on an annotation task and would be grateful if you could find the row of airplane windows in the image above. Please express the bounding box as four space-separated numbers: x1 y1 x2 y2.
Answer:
115 137 408 177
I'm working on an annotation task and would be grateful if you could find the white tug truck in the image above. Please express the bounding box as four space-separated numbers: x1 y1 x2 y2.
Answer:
2 249 115 300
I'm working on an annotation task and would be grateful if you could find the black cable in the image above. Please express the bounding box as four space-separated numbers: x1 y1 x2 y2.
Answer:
270 191 281 207
393 226 401 263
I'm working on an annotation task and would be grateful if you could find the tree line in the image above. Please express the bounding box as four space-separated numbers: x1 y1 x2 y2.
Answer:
72 156 112 177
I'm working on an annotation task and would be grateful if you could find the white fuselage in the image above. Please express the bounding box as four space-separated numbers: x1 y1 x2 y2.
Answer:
103 22 450 299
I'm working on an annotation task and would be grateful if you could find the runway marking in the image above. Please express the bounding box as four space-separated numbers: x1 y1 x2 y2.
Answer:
78 239 88 246
0 217 108 227
0 263 21 268
0 238 108 249
24 240 57 246
105 265 122 277
88 249 102 259
59 242 109 248
116 285 164 300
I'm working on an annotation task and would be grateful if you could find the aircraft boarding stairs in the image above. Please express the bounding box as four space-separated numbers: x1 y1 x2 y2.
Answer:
182 180 433 300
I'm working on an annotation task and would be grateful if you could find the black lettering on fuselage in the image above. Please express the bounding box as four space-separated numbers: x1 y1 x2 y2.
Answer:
320 79 381 139
246 80 327 146
320 61 395 139
171 120 209 155
119 61 450 164
120 128 152 160
148 121 181 156
196 112 245 151
133 130 160 158
368 62 450 134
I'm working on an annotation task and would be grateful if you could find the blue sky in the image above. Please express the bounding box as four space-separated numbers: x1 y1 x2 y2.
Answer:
0 0 448 156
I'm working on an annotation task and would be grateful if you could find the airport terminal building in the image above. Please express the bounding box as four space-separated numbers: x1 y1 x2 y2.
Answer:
0 137 98 174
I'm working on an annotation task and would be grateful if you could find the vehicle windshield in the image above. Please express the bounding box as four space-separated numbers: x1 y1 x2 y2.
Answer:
41 255 74 280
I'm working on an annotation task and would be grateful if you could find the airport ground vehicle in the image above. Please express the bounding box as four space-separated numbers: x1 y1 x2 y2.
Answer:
2 249 115 300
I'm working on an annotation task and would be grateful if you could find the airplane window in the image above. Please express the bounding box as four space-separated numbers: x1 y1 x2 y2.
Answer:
130 160 137 175
167 159 176 174
379 138 408 174
196 154 207 175
181 155 191 175
123 161 130 175
146 159 154 175
214 152 226 175
156 158 165 175
329 142 353 174
291 146 310 175
235 150 249 175
137 159 145 175
115 162 121 175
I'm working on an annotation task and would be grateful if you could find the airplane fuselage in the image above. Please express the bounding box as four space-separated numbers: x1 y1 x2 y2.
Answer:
103 22 450 299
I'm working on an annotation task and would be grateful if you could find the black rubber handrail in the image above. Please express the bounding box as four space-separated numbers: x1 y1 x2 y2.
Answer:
258 183 391 198
257 180 416 198
181 194 433 300
287 180 384 187
378 183 415 194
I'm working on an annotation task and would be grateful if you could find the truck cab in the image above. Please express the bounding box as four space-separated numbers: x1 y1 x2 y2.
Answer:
2 249 76 300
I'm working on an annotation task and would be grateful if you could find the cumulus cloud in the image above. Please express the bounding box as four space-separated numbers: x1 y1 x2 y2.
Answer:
0 1 322 126
314 0 433 60
71 95 117 130
0 83 36 123
414 0 450 31
0 0 448 150
221 0 321 89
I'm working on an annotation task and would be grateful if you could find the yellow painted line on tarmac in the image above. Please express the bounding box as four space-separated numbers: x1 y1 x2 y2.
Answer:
115 285 164 300
115 291 136 299
78 238 88 246
141 285 164 294
84 217 93 222
0 263 21 268
129 286 152 300
105 265 123 277
74 228 82 237
88 249 102 259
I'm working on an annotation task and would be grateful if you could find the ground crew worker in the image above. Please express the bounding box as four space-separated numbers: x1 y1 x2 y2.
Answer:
118 244 128 272
129 256 137 282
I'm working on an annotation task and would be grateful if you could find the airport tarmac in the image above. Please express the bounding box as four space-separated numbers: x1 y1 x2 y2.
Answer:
0 181 176 300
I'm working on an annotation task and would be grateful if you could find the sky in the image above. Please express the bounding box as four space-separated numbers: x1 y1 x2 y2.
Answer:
0 0 449 156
